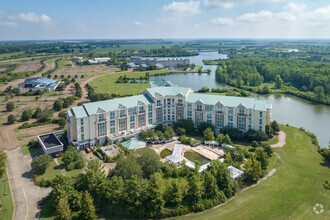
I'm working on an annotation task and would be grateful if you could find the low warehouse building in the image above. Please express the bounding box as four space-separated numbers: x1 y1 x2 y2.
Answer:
37 133 64 156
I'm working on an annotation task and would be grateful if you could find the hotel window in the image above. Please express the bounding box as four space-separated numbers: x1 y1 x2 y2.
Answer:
216 114 223 128
157 100 161 106
81 126 84 133
128 108 136 115
187 103 192 108
81 134 84 141
178 99 183 104
259 118 263 125
239 108 244 114
148 111 152 118
228 122 233 128
164 109 166 115
139 106 144 113
228 115 233 122
249 124 252 130
187 110 192 117
110 127 116 134
164 115 166 121
140 114 145 127
172 108 174 114
238 117 245 130
196 112 203 124
197 104 203 110
120 109 126 117
167 99 171 105
259 125 263 130
156 108 162 123
207 113 212 124
260 112 263 117
228 107 233 114
217 105 223 112
98 114 105 121
168 115 171 121
148 105 152 112
187 116 192 121
80 118 84 125
172 115 175 121
99 122 105 136
110 111 115 119
148 118 153 124
130 116 135 129
205 105 213 112
249 110 252 117
172 99 174 103
110 120 115 127
120 118 126 131
163 99 166 105
177 106 183 120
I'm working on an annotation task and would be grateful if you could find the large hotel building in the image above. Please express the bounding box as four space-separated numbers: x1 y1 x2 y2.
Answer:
66 80 271 148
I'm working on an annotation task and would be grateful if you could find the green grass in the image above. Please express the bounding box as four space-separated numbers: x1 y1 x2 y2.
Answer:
184 151 211 166
17 134 25 141
0 171 14 220
90 69 201 96
35 161 63 182
57 157 85 178
160 149 172 159
21 145 39 155
175 125 330 220
263 134 279 145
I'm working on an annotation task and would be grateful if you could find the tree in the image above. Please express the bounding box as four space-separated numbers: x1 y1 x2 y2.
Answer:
33 107 42 118
253 130 268 142
164 127 175 140
135 148 162 179
172 119 195 134
124 175 145 217
251 141 259 149
262 85 270 94
203 128 215 141
165 178 185 206
274 75 283 89
56 197 72 220
262 143 273 157
314 86 325 102
197 122 215 135
255 147 269 170
0 150 7 168
223 134 232 145
175 127 186 136
54 99 64 111
265 125 274 138
203 171 225 204
6 102 15 112
155 130 163 140
187 174 203 205
271 120 280 133
111 155 142 180
224 153 232 164
80 191 96 220
216 134 224 144
243 157 262 182
87 159 105 176
36 109 52 122
31 154 53 175
7 114 16 124
146 173 165 217
22 109 33 121
58 118 66 128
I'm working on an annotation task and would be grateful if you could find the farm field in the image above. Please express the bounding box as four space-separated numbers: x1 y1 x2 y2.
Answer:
176 125 330 220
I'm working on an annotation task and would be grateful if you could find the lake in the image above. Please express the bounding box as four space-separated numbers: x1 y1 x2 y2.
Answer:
150 52 330 148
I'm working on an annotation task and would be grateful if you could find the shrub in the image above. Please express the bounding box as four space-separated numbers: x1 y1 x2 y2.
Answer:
197 122 214 135
175 128 186 136
31 154 53 175
6 102 15 112
7 114 16 124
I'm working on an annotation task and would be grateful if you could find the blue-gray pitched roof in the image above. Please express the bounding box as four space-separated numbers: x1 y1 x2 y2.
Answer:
25 78 56 85
141 86 192 98
150 78 174 88
69 94 153 118
187 93 269 111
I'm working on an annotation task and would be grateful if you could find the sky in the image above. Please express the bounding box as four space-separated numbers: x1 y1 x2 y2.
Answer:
0 0 329 40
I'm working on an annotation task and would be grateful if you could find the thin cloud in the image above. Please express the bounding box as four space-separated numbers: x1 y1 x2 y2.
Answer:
162 1 201 16
17 12 53 24
211 17 233 25
134 21 143 26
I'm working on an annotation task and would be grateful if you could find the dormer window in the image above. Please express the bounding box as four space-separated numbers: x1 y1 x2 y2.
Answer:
178 99 183 104
120 109 126 117
156 100 161 106
98 114 105 121
197 104 203 110
217 105 223 111
239 108 244 114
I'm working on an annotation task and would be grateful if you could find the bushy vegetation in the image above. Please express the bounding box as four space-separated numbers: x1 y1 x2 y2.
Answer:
31 154 53 175
53 96 78 111
62 146 84 171
0 150 8 178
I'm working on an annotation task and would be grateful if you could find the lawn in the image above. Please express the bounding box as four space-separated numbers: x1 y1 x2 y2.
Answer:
21 145 39 155
0 171 14 220
90 69 201 96
57 157 85 178
35 161 63 182
175 125 330 220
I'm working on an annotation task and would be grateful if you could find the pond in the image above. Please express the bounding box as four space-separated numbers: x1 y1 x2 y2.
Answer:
149 52 330 148
184 151 211 166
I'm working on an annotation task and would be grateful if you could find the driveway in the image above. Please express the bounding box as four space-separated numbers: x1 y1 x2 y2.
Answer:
5 148 51 220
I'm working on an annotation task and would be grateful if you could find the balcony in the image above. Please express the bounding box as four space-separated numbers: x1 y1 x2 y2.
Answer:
237 113 247 117
98 118 106 122
216 111 223 114
195 108 203 112
138 111 145 114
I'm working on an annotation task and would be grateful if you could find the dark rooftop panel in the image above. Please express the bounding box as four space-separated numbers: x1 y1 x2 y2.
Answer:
39 133 62 149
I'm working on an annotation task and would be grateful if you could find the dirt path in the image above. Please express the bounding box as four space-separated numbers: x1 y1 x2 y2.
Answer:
271 131 286 148
6 148 51 220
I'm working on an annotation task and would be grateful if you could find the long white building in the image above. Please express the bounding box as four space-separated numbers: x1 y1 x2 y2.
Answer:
66 85 271 148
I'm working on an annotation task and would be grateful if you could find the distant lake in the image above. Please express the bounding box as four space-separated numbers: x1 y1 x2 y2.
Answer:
150 52 330 148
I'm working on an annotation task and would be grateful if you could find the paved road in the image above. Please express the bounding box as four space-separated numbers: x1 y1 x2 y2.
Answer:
6 148 51 220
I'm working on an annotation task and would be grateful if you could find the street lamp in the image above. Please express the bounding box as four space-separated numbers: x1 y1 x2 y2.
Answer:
2 179 7 196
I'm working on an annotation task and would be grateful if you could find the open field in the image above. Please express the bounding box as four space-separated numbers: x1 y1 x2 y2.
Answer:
13 63 42 73
90 69 200 96
0 171 14 220
176 125 330 220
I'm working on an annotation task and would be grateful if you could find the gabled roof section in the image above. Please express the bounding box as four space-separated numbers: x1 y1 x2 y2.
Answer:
71 94 153 117
187 93 269 111
96 107 106 113
141 86 193 99
237 103 246 108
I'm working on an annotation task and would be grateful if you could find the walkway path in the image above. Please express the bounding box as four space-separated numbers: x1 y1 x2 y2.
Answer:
270 131 286 148
53 158 67 176
6 148 51 220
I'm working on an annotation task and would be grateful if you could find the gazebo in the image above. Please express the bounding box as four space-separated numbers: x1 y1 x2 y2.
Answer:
227 166 244 180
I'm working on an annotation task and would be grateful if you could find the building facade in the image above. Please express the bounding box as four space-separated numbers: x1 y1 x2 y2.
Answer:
67 86 271 148
130 56 190 67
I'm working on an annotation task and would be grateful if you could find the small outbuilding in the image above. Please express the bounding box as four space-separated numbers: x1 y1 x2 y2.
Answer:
166 144 184 164
227 166 244 180
37 133 64 156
